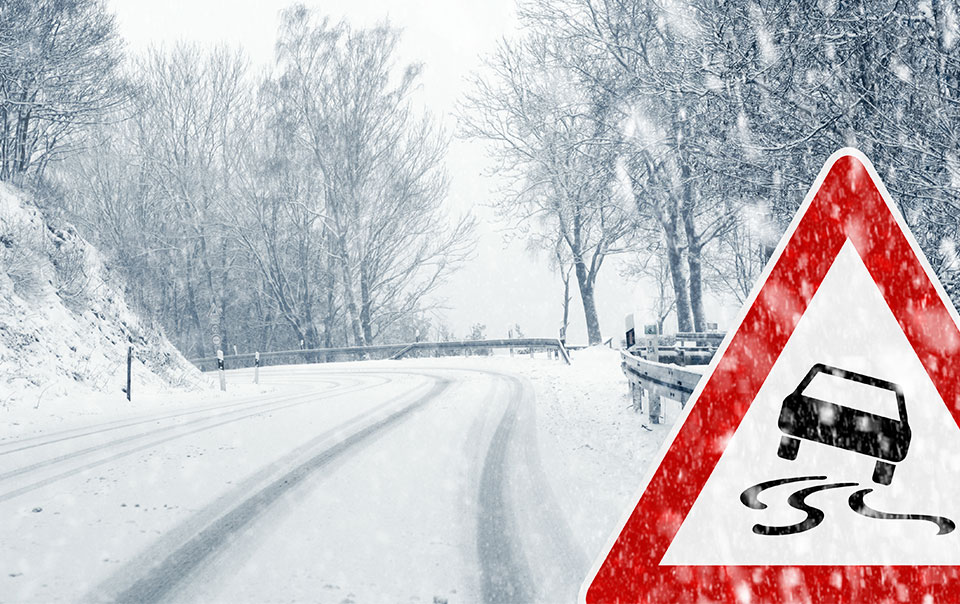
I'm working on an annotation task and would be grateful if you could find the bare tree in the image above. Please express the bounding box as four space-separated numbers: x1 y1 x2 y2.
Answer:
231 79 329 350
134 45 251 357
58 44 252 357
0 0 127 183
462 34 632 344
275 6 473 346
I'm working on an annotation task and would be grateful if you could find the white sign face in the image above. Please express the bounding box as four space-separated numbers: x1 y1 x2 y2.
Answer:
662 241 960 566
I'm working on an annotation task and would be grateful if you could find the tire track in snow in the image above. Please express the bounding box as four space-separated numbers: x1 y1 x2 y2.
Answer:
0 392 322 481
0 379 343 457
477 381 533 604
96 376 451 604
0 375 389 502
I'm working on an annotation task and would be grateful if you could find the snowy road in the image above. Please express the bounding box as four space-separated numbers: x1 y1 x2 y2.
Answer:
0 362 595 603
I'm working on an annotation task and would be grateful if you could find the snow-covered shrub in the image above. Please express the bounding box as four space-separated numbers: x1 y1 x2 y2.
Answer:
0 201 48 300
47 223 95 309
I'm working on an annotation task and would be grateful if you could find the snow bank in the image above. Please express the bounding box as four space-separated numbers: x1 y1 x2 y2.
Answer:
515 346 675 565
0 184 204 417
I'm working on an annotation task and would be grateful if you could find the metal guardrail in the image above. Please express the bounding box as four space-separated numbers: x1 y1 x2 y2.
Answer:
188 338 571 371
630 331 725 366
621 350 707 425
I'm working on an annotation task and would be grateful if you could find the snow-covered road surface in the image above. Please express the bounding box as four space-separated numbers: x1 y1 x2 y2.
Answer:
1 353 670 603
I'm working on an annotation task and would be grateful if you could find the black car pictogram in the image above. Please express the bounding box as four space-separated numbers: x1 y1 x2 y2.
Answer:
776 363 910 485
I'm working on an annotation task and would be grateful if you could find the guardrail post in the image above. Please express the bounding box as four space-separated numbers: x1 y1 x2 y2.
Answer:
649 393 661 424
254 351 260 385
126 345 132 402
630 383 643 412
217 349 226 392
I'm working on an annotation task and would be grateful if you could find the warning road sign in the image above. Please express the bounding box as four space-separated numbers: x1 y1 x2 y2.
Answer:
583 149 960 602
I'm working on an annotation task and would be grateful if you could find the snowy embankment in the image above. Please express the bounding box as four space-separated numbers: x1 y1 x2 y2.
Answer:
505 347 677 566
0 184 205 422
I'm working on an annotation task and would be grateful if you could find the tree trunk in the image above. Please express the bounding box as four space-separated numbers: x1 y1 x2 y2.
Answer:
658 199 694 332
360 264 373 345
259 303 272 352
560 266 571 342
218 238 230 355
667 96 697 334
629 165 692 334
304 315 321 362
664 223 693 333
682 205 705 332
303 304 320 348
185 279 206 359
338 233 367 348
323 230 337 354
574 259 602 345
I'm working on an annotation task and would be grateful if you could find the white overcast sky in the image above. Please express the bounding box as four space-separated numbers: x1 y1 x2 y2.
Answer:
105 0 676 346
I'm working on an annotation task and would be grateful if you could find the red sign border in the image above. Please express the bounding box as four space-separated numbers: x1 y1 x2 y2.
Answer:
582 149 960 603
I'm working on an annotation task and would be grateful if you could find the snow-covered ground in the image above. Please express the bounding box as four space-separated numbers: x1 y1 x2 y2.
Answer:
0 373 269 446
0 348 681 603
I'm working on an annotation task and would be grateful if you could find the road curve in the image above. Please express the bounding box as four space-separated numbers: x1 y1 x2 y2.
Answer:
1 363 584 604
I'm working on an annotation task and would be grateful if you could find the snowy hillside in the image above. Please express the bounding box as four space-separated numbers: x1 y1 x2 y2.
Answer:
0 184 203 410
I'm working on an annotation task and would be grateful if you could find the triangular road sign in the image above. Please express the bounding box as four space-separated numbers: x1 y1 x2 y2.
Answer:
583 149 960 602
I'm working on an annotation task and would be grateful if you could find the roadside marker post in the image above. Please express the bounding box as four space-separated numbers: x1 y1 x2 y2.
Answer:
583 149 960 603
217 349 226 392
126 345 132 402
254 351 260 385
